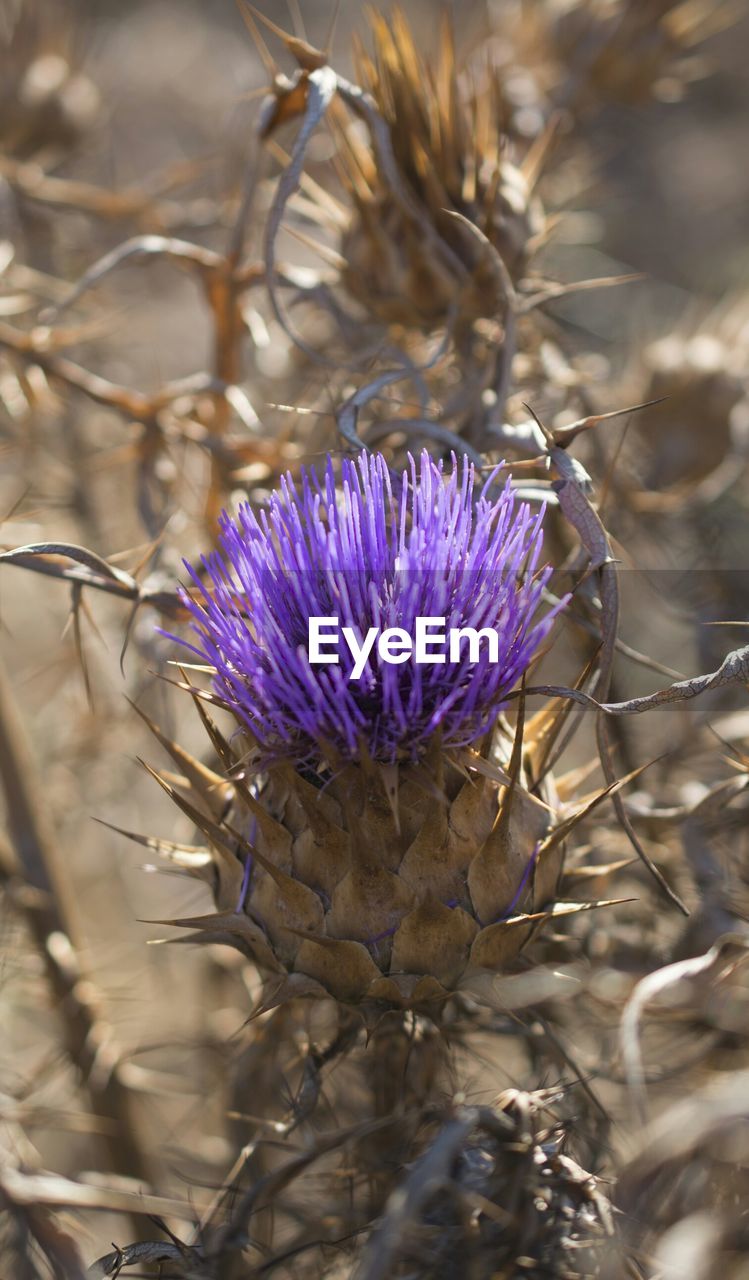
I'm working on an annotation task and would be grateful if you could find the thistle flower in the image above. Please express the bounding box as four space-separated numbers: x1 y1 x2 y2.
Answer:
182 450 559 769
150 449 587 1011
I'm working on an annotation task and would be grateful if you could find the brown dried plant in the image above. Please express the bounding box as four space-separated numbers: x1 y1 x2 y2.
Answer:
0 3 748 1278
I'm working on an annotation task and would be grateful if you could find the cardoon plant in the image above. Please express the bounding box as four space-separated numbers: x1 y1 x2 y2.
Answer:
159 449 579 1010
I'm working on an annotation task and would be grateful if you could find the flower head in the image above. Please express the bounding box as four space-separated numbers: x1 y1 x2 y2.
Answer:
182 451 561 766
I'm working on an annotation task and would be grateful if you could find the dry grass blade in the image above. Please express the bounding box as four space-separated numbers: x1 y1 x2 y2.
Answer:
209 1115 397 1266
262 64 339 357
523 642 749 719
88 1236 205 1278
0 655 150 1191
0 154 208 229
363 416 486 468
0 541 185 614
0 1166 193 1219
336 326 454 453
535 414 690 915
605 644 749 713
620 937 749 1121
43 235 223 321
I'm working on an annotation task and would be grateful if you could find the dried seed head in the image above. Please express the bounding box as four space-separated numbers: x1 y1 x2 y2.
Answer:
336 7 545 327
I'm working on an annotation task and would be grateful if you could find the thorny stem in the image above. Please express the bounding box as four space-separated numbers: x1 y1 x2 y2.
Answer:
202 140 263 527
0 655 150 1196
364 1013 449 1214
0 154 214 230
206 264 245 526
0 319 265 537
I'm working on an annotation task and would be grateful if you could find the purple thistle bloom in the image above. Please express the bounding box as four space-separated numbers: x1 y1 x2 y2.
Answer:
180 451 564 766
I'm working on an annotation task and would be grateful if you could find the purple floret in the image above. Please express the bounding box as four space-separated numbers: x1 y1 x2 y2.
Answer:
180 451 564 765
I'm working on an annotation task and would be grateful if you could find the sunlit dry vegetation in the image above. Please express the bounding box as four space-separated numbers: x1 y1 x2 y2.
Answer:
0 1 748 1276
